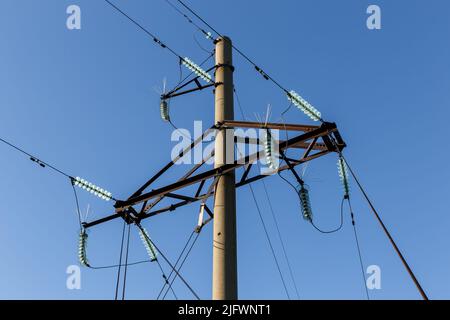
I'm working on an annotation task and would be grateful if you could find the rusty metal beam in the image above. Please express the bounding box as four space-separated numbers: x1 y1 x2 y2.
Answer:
117 123 336 209
303 137 318 158
83 122 342 229
222 120 319 132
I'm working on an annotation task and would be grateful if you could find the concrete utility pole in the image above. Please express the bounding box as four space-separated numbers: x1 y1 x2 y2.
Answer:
212 36 238 300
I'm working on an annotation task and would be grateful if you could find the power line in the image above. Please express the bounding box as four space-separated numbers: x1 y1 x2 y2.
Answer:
156 230 195 299
164 0 214 42
193 34 213 54
114 220 127 300
121 223 132 300
0 136 120 232
278 166 366 298
103 1 427 301
233 87 247 120
71 184 83 230
0 137 72 179
342 154 429 300
248 185 291 299
278 170 344 234
159 180 219 299
136 223 201 300
155 257 178 300
69 0 431 300
88 259 152 270
3 0 381 301
310 197 344 234
103 0 183 59
347 197 370 300
0 136 118 201
174 0 292 96
234 87 294 299
159 179 219 299
0 135 157 275
173 0 326 124
161 231 201 300
261 179 301 299
175 0 222 39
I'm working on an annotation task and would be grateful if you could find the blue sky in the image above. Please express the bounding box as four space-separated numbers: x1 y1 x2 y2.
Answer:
1 0 449 300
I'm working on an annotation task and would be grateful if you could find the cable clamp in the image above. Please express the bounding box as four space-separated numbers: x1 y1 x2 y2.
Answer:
215 63 235 72
255 66 269 80
153 38 166 48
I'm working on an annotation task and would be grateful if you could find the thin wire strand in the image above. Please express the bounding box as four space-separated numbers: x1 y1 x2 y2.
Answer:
164 0 214 42
114 220 127 300
71 183 83 230
279 102 293 149
0 137 120 202
104 0 215 96
175 0 291 94
278 171 299 192
248 185 291 299
261 179 301 299
161 231 201 300
103 0 183 59
176 0 222 39
233 87 247 120
155 258 178 300
151 237 200 300
279 171 344 234
347 197 370 300
156 230 195 299
341 154 429 300
193 34 212 54
121 223 131 300
160 179 218 299
136 223 201 300
88 259 152 270
0 137 72 178
234 86 293 299
310 198 344 234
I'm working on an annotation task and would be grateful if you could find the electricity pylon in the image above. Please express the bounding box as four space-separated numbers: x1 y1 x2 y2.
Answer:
83 36 346 300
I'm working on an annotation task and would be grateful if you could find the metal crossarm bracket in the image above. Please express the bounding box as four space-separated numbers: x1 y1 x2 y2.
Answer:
162 66 217 100
163 83 215 99
83 120 346 229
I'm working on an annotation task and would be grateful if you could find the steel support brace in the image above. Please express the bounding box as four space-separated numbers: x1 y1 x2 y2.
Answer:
83 121 345 229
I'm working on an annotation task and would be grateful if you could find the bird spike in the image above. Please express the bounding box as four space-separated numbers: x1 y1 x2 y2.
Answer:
78 229 90 267
337 157 350 198
138 226 158 262
287 90 322 122
299 185 313 222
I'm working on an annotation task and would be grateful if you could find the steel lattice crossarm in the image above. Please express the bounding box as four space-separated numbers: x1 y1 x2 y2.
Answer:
83 120 345 229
